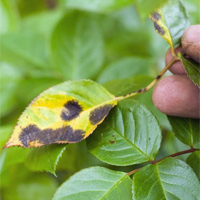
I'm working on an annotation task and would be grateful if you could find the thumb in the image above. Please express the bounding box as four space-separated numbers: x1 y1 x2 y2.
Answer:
181 25 200 63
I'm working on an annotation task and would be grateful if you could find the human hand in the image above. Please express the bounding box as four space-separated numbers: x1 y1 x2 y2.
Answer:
152 25 200 118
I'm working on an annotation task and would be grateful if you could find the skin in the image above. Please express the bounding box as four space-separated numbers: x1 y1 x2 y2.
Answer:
152 25 200 118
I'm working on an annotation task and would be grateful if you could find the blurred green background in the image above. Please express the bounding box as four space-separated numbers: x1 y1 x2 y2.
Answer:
0 0 199 199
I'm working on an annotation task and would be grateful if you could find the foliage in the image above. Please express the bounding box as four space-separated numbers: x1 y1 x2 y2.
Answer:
0 0 200 199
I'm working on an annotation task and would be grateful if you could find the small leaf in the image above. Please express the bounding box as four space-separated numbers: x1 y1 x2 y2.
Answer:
132 157 200 200
59 0 133 13
25 144 66 175
97 57 152 83
4 80 117 148
181 55 200 87
53 166 132 200
150 0 190 51
87 99 162 165
186 151 200 180
135 0 167 20
51 12 104 80
167 116 200 146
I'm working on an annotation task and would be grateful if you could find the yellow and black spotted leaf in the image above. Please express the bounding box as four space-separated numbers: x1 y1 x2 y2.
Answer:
4 80 117 148
150 0 190 52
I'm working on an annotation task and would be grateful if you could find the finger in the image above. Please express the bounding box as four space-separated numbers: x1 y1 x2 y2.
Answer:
182 25 200 63
165 47 187 74
152 75 200 118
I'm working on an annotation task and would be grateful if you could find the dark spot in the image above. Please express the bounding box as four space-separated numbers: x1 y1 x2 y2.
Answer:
19 124 85 147
149 138 150 140
156 75 161 80
20 125 40 147
154 22 165 35
137 88 146 93
89 105 113 125
152 12 161 20
26 116 28 119
112 135 115 137
61 100 82 121
109 138 116 144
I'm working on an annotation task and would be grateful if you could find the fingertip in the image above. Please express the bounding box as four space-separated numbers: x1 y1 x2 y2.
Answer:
165 47 186 75
152 75 200 118
182 25 200 63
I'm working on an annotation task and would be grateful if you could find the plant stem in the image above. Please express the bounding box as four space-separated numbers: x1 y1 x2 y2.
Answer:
115 56 180 101
127 148 200 176
154 148 200 164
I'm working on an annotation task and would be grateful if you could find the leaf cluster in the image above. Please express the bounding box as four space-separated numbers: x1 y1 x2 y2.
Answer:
0 0 200 199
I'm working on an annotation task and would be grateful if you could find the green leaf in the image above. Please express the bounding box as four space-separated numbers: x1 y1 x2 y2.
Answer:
135 0 167 20
97 57 152 83
0 32 50 74
150 0 190 51
167 116 200 146
0 62 22 117
0 125 13 149
187 151 200 180
4 80 117 148
59 0 133 13
53 166 132 200
181 55 200 87
0 0 19 33
87 99 162 165
132 157 200 200
51 12 104 80
25 144 66 175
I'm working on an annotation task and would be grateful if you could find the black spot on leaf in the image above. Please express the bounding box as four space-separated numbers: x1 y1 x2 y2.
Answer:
19 124 85 147
154 22 165 35
89 105 113 125
61 100 82 121
152 12 161 20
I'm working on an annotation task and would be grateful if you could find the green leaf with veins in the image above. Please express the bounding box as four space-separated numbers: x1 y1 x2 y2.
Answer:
181 55 200 87
186 151 200 180
87 99 162 165
53 166 132 200
150 0 190 51
132 157 200 200
51 12 104 80
167 116 200 146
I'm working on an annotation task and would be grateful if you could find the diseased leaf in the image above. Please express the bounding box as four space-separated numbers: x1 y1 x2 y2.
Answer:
53 166 132 200
97 57 152 83
25 144 66 175
132 157 200 200
135 0 167 20
168 116 200 146
181 55 200 87
150 0 190 51
51 12 104 80
187 151 200 180
4 80 117 148
59 0 133 13
87 99 162 165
